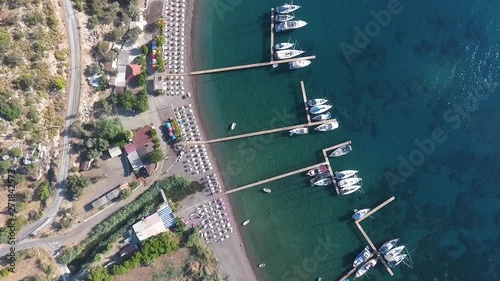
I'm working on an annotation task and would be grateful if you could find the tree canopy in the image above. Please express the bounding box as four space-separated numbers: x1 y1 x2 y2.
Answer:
88 266 112 281
67 175 90 199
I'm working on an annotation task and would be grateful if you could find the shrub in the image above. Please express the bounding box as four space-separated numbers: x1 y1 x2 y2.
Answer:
133 89 149 112
10 147 21 157
3 52 23 67
0 100 22 121
130 181 140 189
0 28 10 56
141 45 148 55
53 76 66 90
120 189 131 200
137 72 148 86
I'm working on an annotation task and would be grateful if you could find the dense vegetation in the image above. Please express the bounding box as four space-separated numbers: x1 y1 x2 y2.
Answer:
71 117 131 160
59 176 202 273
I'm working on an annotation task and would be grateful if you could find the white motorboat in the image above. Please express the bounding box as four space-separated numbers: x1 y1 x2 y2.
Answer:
308 98 329 106
258 263 266 268
231 123 236 130
388 254 407 268
242 219 250 226
385 246 405 261
289 59 311 69
340 185 361 195
378 238 399 255
310 105 332 114
312 112 331 121
355 259 377 278
310 173 329 184
307 165 329 176
314 121 339 132
329 144 352 157
276 3 301 14
276 20 307 32
263 188 272 193
312 177 332 187
275 49 305 60
352 208 370 220
334 170 358 180
352 246 371 268
275 13 294 22
289 127 308 136
275 42 294 50
338 176 362 188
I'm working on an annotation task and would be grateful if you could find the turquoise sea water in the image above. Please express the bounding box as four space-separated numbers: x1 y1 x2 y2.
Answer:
193 0 500 280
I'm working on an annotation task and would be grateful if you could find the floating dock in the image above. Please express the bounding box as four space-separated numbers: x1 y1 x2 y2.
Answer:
321 141 352 195
225 162 328 194
301 81 311 123
186 119 336 145
270 8 275 61
339 197 396 281
187 56 317 76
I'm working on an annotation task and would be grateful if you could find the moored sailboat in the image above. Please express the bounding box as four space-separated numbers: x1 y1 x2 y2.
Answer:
378 238 399 255
352 208 371 220
334 170 358 180
340 185 361 195
329 144 352 157
289 59 311 69
275 42 294 50
289 128 308 136
275 49 305 60
355 259 377 278
307 165 329 176
275 13 295 22
275 3 301 14
312 177 333 187
338 176 362 188
314 121 339 132
310 105 332 114
308 98 329 106
388 254 407 268
384 246 405 261
353 246 371 268
312 112 332 121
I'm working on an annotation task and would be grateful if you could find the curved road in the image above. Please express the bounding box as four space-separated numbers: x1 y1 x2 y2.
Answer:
17 0 81 240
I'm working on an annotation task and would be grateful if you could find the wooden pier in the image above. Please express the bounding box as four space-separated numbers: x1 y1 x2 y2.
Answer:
321 141 352 195
187 56 317 76
225 162 328 194
185 119 336 145
338 197 396 281
300 81 311 123
270 8 275 61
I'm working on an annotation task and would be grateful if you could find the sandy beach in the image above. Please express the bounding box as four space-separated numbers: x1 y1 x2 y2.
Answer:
172 1 259 280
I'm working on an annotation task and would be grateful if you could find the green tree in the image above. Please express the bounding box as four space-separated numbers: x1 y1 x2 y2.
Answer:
53 76 65 90
67 175 90 198
117 90 135 111
94 99 112 116
86 62 102 76
14 73 34 91
88 266 112 281
38 181 52 201
125 27 142 44
133 89 149 112
137 72 148 86
0 100 22 121
94 118 126 144
0 28 10 56
10 147 21 157
150 149 164 163
119 189 131 200
141 45 148 55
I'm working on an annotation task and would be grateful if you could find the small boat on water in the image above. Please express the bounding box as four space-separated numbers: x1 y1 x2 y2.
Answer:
275 49 305 60
312 177 333 187
289 59 311 69
276 3 301 14
312 112 331 121
317 278 322 281
329 144 352 157
385 246 405 261
276 20 307 32
307 165 328 176
340 185 361 195
338 176 362 188
310 105 332 115
275 13 294 22
388 254 407 268
355 259 377 278
242 219 250 226
258 263 266 268
352 208 371 220
314 121 339 132
308 98 329 107
310 173 329 183
334 170 358 180
231 123 236 130
353 246 371 268
275 42 294 50
263 188 272 193
379 238 399 255
289 128 308 136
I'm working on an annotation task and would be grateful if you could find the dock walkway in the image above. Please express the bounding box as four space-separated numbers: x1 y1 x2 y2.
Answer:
188 56 317 76
225 162 327 194
186 119 336 145
270 8 275 61
301 81 311 123
338 197 396 281
321 141 352 195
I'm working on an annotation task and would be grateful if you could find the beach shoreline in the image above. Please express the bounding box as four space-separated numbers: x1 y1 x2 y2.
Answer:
186 1 259 280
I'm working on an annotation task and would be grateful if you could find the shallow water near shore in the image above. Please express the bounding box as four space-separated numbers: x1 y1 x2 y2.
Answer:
193 0 500 280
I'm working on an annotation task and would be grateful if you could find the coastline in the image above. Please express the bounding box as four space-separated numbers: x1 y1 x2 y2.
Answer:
187 1 259 280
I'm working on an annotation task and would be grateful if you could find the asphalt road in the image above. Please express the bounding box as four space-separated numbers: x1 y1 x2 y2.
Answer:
17 0 82 240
